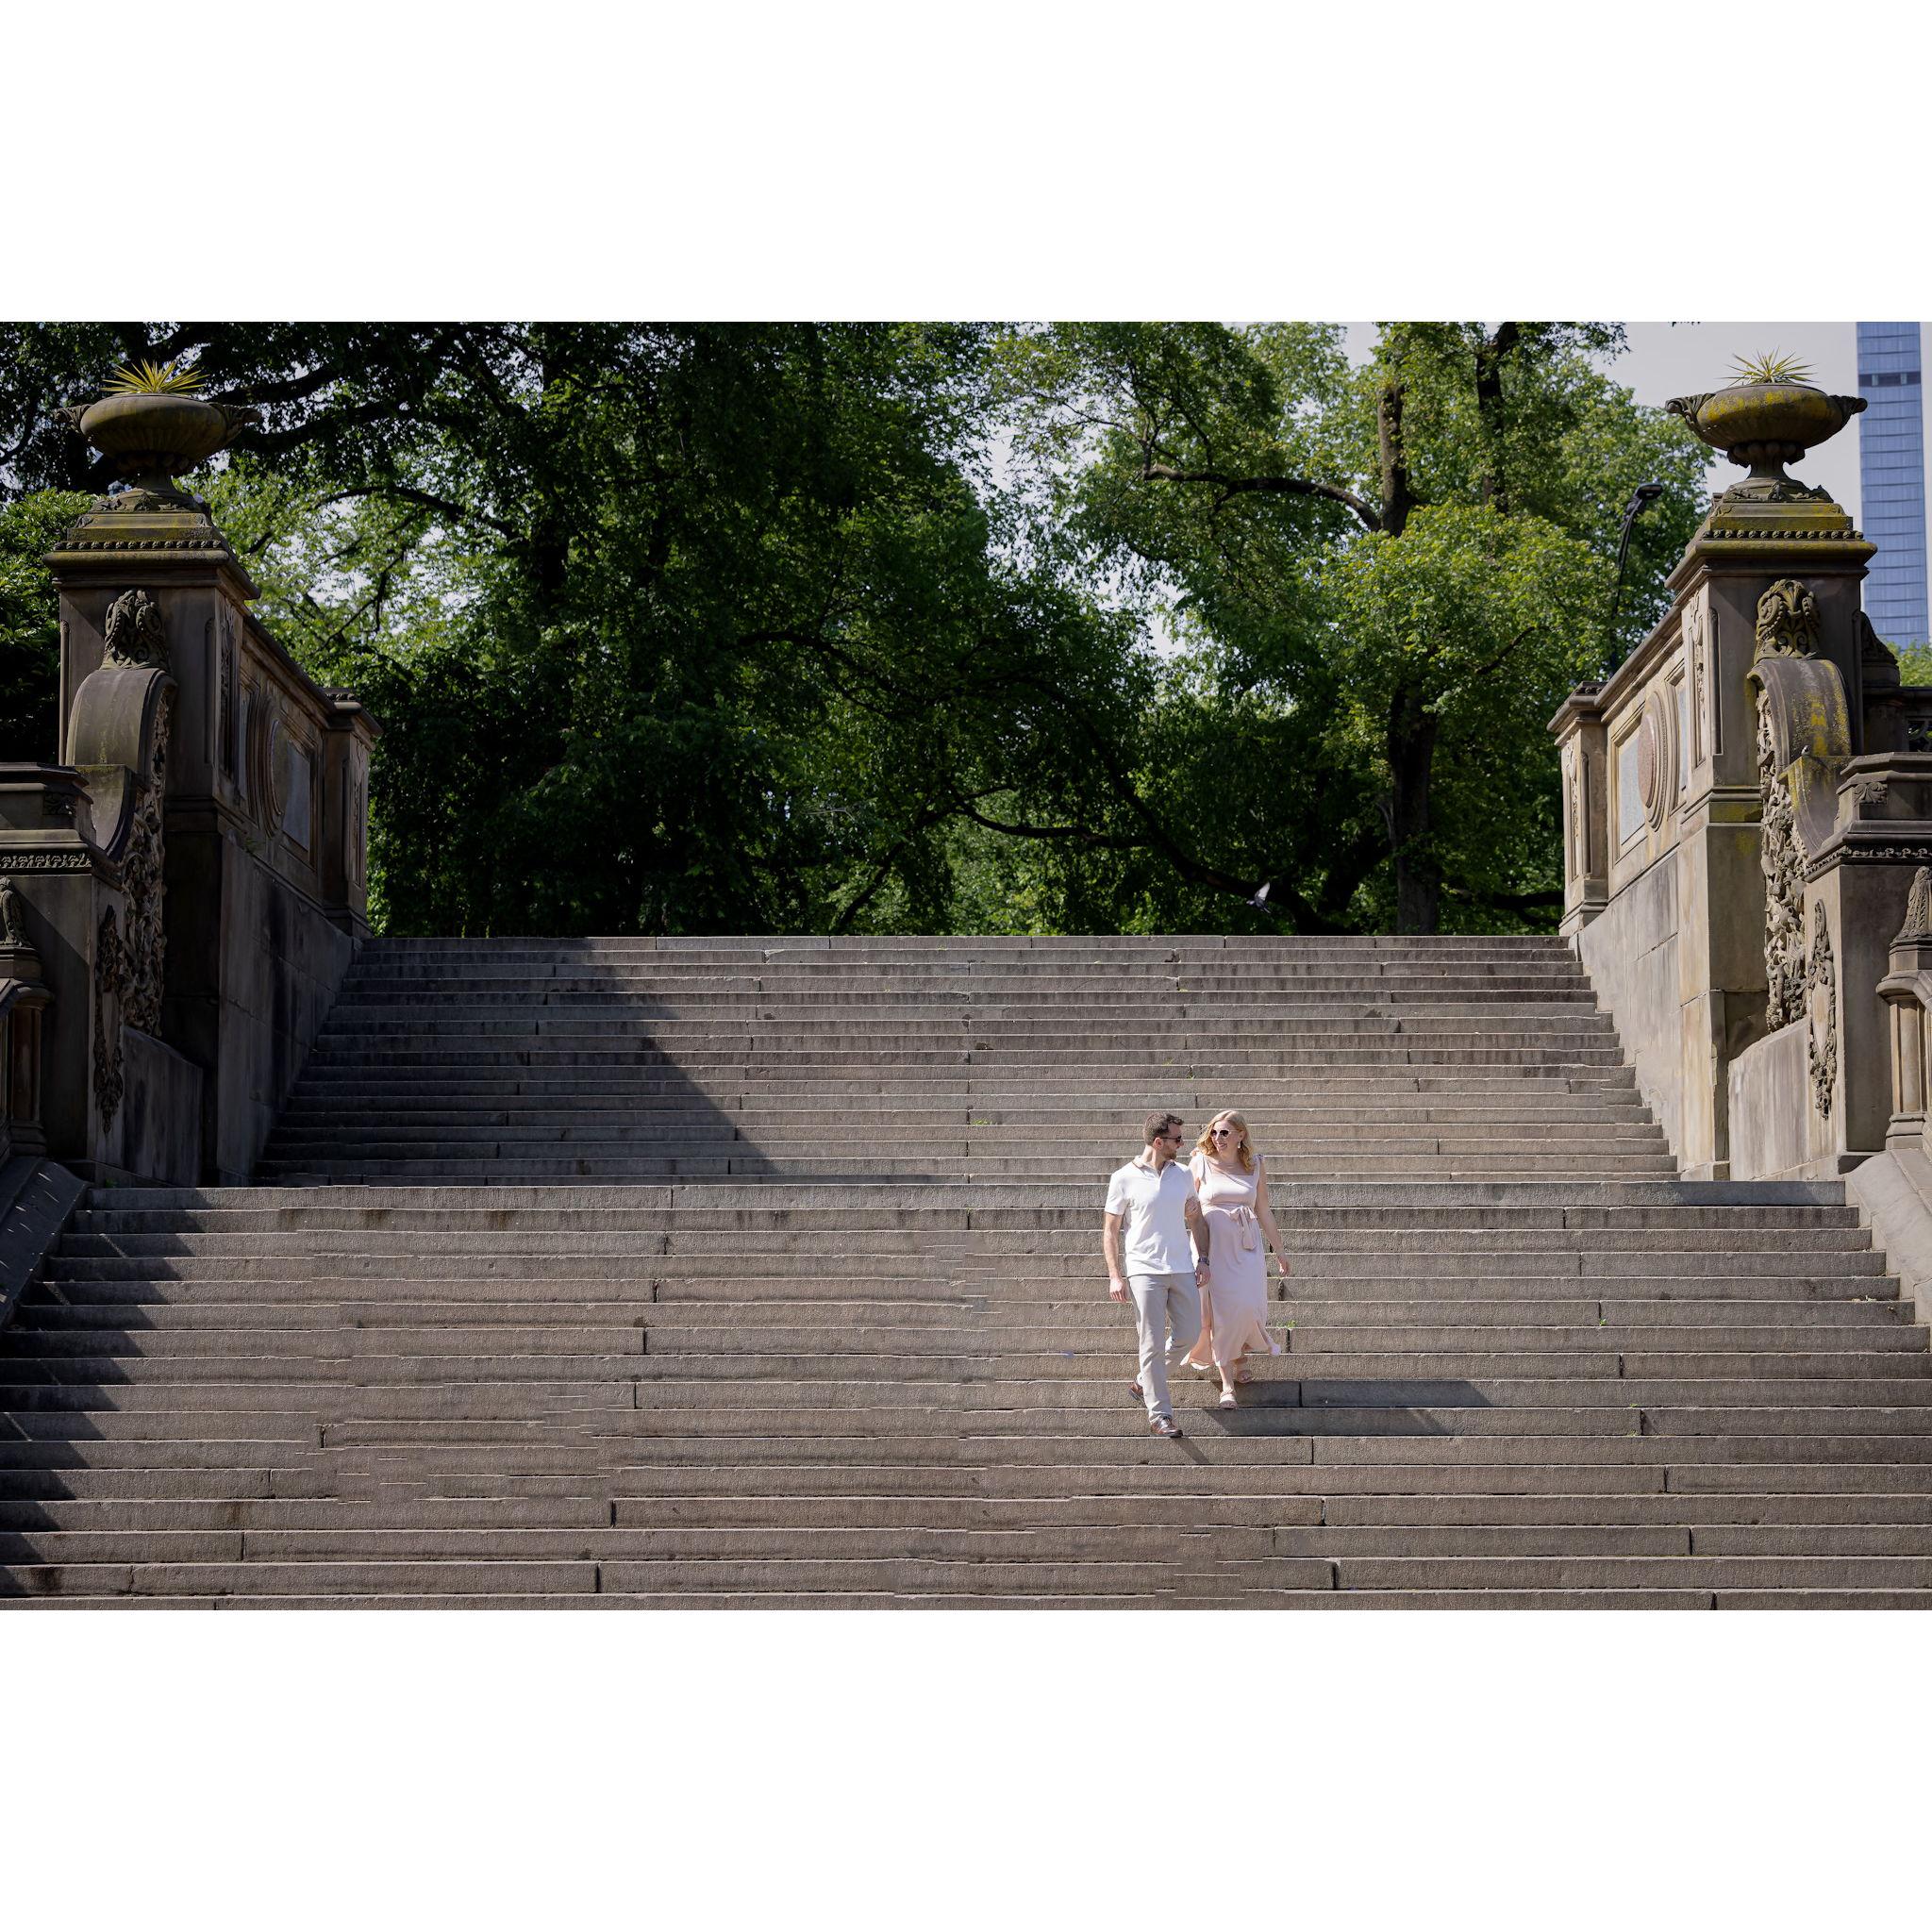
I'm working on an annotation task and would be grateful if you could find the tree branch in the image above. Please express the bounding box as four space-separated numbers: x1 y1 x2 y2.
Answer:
1467 623 1541 681
314 484 523 544
1140 461 1381 533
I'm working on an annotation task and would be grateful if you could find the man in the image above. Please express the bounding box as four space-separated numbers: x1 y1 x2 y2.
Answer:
1104 1110 1210 1439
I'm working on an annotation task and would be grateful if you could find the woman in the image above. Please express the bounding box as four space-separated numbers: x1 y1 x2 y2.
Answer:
1182 1108 1290 1406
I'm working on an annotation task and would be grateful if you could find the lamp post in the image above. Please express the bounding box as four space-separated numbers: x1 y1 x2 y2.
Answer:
1604 481 1665 675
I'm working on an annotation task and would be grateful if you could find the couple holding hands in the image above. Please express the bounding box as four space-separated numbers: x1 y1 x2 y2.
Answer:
1102 1108 1289 1439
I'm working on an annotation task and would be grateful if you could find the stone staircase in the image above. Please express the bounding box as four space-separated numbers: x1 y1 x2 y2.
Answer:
4 935 1930 1607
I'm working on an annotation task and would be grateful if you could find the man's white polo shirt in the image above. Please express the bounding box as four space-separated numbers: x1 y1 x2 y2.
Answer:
1105 1156 1198 1277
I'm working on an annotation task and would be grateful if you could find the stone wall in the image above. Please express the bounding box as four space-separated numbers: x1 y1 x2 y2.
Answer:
205 836 357 1184
1725 1019 1811 1181
1576 853 1683 1155
1554 472 1886 1180
119 1027 202 1188
0 454 377 1187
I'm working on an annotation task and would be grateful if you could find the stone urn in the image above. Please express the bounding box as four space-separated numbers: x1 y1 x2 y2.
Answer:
1666 381 1865 494
57 389 259 507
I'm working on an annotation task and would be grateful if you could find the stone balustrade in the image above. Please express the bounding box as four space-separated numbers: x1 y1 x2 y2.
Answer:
0 395 377 1186
1551 392 1932 1182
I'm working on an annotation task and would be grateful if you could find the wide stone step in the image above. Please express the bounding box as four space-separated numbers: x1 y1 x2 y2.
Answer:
267 1107 1658 1133
19 924 1928 1607
262 1122 1665 1147
61 1204 1864 1240
1326 1555 1932 1591
26 1488 1932 1531
303 1016 1622 1041
11 1314 1915 1359
98 1179 1839 1211
37 1267 1889 1307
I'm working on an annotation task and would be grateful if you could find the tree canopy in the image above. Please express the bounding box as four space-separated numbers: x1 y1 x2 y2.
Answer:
0 320 1707 936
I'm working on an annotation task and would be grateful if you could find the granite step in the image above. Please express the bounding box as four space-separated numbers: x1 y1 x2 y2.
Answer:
12 931 1930 1607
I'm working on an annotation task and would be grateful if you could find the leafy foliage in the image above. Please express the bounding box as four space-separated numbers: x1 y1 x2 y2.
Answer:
0 490 92 759
991 321 1708 930
0 321 1707 937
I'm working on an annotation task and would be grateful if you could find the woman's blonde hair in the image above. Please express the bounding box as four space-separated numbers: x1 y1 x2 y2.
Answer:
1194 1109 1255 1173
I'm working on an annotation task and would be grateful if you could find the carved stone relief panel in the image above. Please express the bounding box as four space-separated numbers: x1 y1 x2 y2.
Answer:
101 588 169 672
1898 867 1932 946
93 905 125 1126
346 752 368 894
1756 578 1823 658
1807 908 1838 1118
282 731 315 853
247 689 285 831
1684 600 1712 764
119 691 172 1037
218 610 239 783
1757 694 1807 1029
1616 724 1643 849
1636 687 1675 833
1562 744 1579 882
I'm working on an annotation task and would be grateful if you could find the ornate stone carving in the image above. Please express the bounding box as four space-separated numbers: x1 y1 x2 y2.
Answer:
1754 578 1822 659
0 876 26 948
1808 909 1838 1119
1708 524 1857 541
347 767 368 893
1684 602 1711 764
0 851 96 874
1637 688 1674 830
1757 695 1808 1028
1835 843 1932 869
219 611 238 782
101 587 169 673
1562 744 1581 882
93 905 125 1126
1897 869 1932 946
1848 774 1890 808
247 690 285 829
119 691 171 1036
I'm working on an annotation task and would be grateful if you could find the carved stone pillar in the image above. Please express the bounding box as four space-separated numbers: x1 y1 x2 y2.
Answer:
0 378 379 1183
1553 407 1878 1179
1552 685 1607 936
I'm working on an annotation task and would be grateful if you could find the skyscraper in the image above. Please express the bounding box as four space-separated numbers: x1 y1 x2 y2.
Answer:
1857 321 1929 645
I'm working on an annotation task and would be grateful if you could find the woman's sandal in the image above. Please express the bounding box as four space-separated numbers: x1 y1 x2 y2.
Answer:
1218 1390 1238 1408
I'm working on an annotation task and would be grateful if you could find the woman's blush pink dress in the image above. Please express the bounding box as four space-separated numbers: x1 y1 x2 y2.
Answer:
1185 1153 1281 1371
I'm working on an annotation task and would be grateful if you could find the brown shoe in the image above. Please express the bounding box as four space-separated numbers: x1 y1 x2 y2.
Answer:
1128 1380 1143 1400
1149 1416 1183 1439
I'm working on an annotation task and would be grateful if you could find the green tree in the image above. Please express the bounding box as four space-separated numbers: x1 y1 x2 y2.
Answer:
0 489 92 759
994 322 1708 931
0 323 1144 935
0 322 1709 939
